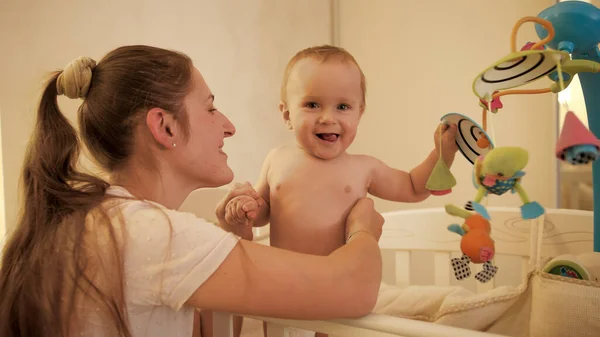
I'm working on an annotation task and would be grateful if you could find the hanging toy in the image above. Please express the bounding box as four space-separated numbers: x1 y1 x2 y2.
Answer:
465 146 545 220
426 122 457 195
475 92 502 149
555 110 600 165
440 112 494 165
520 41 546 51
478 91 503 114
476 94 501 149
445 204 498 283
471 17 570 103
426 158 456 196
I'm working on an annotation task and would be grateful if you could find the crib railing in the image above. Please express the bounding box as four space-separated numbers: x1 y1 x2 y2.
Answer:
209 206 593 337
211 311 509 337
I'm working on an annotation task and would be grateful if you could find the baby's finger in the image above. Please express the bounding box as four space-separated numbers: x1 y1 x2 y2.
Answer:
444 122 456 132
235 204 247 222
229 199 246 223
242 200 259 212
224 211 235 225
225 203 238 224
246 210 258 220
225 197 236 210
445 125 458 138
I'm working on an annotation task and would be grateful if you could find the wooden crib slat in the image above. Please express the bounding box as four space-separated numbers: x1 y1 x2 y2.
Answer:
521 256 531 278
266 322 291 337
433 252 451 286
212 312 234 337
395 251 411 287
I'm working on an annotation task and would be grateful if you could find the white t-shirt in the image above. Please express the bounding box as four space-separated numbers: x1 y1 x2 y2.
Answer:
90 186 239 337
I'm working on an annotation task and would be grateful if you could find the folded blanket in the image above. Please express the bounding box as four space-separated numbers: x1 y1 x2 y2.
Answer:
373 275 532 337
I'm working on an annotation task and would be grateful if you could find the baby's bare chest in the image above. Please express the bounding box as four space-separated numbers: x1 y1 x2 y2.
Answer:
268 160 371 221
265 155 372 253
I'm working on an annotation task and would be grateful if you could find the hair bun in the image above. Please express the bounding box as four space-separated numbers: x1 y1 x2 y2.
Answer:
56 56 97 99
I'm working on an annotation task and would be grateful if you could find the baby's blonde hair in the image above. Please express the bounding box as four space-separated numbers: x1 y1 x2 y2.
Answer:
280 45 367 109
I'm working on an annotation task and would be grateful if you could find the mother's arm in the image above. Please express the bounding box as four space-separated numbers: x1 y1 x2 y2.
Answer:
186 230 381 319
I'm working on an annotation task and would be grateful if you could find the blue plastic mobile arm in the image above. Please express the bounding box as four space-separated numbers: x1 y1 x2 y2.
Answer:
536 1 600 252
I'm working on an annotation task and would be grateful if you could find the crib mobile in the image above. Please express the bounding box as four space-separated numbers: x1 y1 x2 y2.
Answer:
426 1 600 283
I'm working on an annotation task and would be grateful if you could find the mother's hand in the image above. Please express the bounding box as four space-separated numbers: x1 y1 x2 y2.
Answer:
215 182 261 235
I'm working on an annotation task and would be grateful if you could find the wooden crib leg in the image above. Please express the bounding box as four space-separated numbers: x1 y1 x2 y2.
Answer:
200 310 244 337
193 311 202 337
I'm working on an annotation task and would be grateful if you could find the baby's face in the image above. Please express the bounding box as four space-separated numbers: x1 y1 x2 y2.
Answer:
282 58 363 160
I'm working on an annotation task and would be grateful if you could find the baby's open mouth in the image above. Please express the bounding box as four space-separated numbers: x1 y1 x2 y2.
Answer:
316 133 339 142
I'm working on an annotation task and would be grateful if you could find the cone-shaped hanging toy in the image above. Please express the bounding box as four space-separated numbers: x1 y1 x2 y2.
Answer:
426 158 457 196
556 111 600 165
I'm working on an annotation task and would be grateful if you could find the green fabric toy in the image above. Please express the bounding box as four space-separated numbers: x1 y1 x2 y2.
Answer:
426 158 456 195
466 146 545 220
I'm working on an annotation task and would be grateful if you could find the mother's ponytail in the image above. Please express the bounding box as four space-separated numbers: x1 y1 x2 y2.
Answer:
0 58 111 337
24 65 108 223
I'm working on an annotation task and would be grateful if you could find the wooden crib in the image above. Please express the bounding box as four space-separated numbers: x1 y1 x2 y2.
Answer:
208 206 594 337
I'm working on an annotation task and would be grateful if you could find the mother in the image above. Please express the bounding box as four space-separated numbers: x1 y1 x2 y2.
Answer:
0 45 384 337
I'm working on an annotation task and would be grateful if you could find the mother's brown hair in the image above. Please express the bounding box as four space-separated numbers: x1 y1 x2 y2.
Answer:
0 45 194 336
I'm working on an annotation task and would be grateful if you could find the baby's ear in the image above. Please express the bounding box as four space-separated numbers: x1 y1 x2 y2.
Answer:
279 102 293 130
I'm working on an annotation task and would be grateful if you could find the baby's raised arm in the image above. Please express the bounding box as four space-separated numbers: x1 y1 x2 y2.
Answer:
366 123 458 203
365 153 438 203
366 156 429 202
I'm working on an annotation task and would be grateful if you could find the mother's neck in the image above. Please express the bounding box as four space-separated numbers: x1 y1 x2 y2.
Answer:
111 157 193 210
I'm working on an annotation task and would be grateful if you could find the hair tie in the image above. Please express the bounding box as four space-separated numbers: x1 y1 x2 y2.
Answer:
56 56 97 99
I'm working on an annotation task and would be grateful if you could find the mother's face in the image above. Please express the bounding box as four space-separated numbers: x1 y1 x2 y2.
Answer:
174 68 237 188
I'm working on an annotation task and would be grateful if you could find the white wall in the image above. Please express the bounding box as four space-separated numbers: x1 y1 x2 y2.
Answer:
337 0 559 213
558 75 588 132
0 0 566 234
0 0 332 230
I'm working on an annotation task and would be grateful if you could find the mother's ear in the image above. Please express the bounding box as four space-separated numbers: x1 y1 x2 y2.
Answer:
146 108 179 149
279 102 293 130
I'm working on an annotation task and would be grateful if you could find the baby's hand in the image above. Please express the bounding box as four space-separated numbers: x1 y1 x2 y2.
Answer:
216 182 262 240
434 122 458 163
226 194 261 222
224 194 262 240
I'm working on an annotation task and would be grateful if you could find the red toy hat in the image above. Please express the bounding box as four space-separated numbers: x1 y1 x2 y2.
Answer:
556 111 600 156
